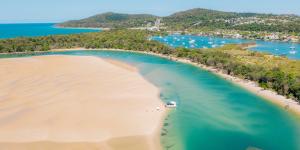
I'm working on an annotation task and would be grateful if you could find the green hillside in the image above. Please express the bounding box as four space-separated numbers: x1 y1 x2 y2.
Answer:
58 12 157 28
58 8 300 33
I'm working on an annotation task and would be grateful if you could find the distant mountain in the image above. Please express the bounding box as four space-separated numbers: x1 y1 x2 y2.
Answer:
58 12 157 28
58 8 300 33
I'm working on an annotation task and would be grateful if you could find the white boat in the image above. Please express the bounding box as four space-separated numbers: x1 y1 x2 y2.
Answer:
208 41 213 45
212 44 218 48
289 46 297 54
165 101 177 108
189 39 196 44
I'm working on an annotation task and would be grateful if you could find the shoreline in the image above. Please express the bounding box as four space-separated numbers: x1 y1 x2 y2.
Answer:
0 55 166 150
54 25 110 31
1 48 300 148
1 47 299 115
171 31 300 44
49 48 300 116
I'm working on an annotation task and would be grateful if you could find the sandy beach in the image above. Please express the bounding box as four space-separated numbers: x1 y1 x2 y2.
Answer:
0 55 165 150
49 48 300 115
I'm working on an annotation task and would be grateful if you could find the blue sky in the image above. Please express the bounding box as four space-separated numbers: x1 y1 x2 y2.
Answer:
1 0 300 23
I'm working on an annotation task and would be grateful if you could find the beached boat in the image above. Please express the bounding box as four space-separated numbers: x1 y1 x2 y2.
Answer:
165 101 177 108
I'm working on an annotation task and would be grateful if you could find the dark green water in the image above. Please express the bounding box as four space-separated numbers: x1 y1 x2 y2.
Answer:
1 50 300 150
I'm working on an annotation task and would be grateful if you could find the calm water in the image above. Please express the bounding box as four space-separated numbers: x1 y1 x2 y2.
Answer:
2 50 300 150
0 23 100 39
152 35 300 59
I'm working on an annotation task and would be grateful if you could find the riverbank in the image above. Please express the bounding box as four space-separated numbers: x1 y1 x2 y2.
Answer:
0 55 165 150
50 48 300 116
139 51 300 116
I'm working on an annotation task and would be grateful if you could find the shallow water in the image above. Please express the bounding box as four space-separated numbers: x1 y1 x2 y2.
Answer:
1 50 300 150
0 23 99 39
152 35 300 59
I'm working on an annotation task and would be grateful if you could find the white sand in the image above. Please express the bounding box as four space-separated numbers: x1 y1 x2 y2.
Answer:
0 55 165 150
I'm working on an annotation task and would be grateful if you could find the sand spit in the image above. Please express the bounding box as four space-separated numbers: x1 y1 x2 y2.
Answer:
0 55 165 150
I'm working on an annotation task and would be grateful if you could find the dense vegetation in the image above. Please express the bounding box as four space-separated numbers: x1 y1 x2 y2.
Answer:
58 8 300 33
164 8 300 33
0 30 170 53
174 44 300 101
0 29 299 102
58 12 157 28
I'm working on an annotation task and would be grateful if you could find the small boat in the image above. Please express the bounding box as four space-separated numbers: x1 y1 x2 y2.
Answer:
165 101 177 108
212 44 218 48
289 46 297 54
189 39 196 44
208 41 213 45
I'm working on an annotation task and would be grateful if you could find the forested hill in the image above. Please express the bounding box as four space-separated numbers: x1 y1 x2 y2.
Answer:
58 12 157 28
58 8 300 33
164 8 300 32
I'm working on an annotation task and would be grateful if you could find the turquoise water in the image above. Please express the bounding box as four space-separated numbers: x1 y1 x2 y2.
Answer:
0 23 100 39
152 35 300 59
2 50 300 150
